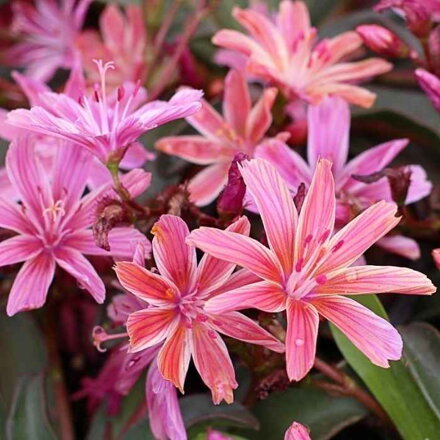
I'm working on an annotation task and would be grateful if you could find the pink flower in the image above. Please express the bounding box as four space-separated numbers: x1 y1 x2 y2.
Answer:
212 1 392 107
77 4 146 87
6 0 91 81
415 68 440 111
7 60 202 165
156 69 281 205
285 422 311 440
114 215 284 403
256 96 432 260
187 158 435 381
356 25 411 58
7 67 153 189
0 137 150 316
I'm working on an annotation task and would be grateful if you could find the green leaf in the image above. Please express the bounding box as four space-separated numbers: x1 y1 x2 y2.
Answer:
5 374 57 440
0 313 47 408
181 394 259 432
249 386 367 440
400 322 440 419
331 295 440 440
354 86 440 145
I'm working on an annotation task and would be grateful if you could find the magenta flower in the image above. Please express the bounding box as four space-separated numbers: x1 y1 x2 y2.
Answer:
7 60 202 165
0 137 150 316
212 1 392 107
415 68 440 111
156 69 281 205
256 96 432 260
114 215 284 403
6 0 91 81
187 158 435 381
285 422 311 440
78 3 147 87
7 67 153 189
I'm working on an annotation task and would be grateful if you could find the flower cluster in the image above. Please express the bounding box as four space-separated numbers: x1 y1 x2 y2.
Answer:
0 1 438 439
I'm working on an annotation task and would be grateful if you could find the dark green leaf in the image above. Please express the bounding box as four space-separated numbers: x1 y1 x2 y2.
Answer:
249 386 367 440
181 394 259 431
0 313 47 408
331 295 440 440
6 374 57 440
400 322 440 419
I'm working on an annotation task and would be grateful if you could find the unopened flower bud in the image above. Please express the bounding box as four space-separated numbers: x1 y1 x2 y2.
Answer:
217 153 249 217
356 25 410 58
415 68 440 111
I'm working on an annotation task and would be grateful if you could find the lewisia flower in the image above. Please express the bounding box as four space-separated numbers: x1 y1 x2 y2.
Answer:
7 67 152 189
212 1 392 107
0 137 150 316
78 289 186 440
156 69 280 205
7 60 202 165
6 0 91 81
78 4 146 87
187 158 435 381
256 96 432 260
114 214 284 403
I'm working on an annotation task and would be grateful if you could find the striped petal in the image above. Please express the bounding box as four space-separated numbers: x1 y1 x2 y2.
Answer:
286 299 319 381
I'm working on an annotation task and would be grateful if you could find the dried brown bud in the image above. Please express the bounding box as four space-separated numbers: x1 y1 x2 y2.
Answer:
93 197 132 251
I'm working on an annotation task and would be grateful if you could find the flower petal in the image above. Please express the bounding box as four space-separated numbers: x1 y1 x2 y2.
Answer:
114 261 178 305
239 158 298 275
245 87 277 145
377 235 420 260
307 96 350 176
311 295 402 367
211 311 284 353
191 322 237 404
157 322 192 392
295 158 335 263
316 201 400 275
205 280 286 314
152 215 197 295
6 252 55 316
54 247 105 303
156 135 225 165
146 359 186 440
187 228 283 283
285 299 319 381
0 198 30 234
127 308 177 352
319 265 435 295
0 234 42 267
223 70 251 136
188 163 230 206
196 216 251 296
255 139 312 190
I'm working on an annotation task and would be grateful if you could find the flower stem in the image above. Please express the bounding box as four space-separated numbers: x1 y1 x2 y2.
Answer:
313 357 392 427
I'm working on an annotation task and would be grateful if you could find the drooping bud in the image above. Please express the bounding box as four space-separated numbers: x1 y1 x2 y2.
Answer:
432 248 440 269
93 197 132 251
217 153 249 217
375 0 432 38
415 68 440 111
352 166 412 210
356 24 411 58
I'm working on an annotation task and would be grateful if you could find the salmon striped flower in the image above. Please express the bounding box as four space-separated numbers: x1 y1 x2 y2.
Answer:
114 215 284 404
187 158 435 381
212 1 392 107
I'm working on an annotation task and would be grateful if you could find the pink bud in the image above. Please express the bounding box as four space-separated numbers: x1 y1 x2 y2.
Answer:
415 68 440 111
284 421 311 440
428 26 440 76
433 248 440 269
217 153 249 216
356 25 410 57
